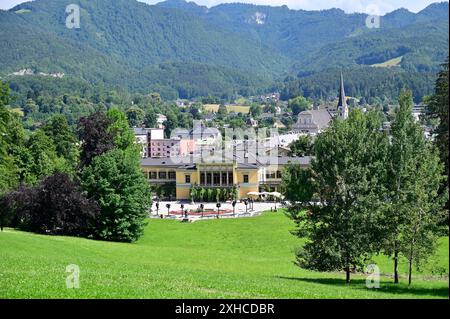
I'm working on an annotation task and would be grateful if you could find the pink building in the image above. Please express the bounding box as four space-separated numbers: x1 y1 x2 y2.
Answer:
150 139 180 158
179 139 196 156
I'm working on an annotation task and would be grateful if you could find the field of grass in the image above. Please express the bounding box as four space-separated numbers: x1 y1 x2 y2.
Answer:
14 9 32 14
226 105 250 114
0 212 448 299
203 104 250 114
371 56 403 68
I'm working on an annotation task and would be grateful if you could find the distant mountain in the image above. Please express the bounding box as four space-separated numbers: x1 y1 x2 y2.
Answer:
0 0 448 100
157 0 208 14
417 2 450 20
156 0 448 72
0 0 289 98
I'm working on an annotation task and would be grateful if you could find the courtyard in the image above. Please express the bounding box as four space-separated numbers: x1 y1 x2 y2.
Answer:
150 200 281 221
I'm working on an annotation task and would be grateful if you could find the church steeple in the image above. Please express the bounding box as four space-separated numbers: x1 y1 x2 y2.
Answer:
337 72 348 119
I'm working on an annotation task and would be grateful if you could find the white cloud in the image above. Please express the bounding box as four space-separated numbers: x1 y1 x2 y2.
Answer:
0 0 32 10
142 0 447 14
1 0 447 14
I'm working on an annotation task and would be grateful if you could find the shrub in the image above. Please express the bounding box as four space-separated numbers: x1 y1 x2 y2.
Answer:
4 173 99 236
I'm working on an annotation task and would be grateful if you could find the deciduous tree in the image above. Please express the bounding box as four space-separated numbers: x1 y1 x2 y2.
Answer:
385 90 447 285
81 149 151 242
77 110 114 168
42 114 79 170
284 109 389 283
288 135 314 157
4 173 99 236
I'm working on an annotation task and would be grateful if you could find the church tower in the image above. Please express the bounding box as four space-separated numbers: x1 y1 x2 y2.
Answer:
337 72 348 120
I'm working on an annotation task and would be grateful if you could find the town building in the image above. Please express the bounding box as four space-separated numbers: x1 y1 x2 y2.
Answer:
336 72 349 120
291 73 348 135
140 156 311 200
272 120 286 129
412 105 425 123
265 146 291 157
133 127 150 158
246 117 258 127
133 127 165 158
259 92 280 103
291 108 333 135
156 114 167 128
150 139 180 158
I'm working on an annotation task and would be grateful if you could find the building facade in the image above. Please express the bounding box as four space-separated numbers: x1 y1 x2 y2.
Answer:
140 156 311 200
291 109 332 135
336 72 349 120
291 73 348 135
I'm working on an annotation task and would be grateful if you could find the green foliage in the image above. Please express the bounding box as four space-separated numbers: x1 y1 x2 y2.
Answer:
19 129 68 186
144 111 157 128
1 1 447 101
42 114 79 171
0 0 284 99
0 81 10 106
285 109 389 282
288 135 314 157
279 67 438 104
386 89 448 284
425 58 449 176
207 188 214 202
150 183 176 200
288 96 310 115
0 82 20 192
281 165 314 205
107 108 139 154
81 149 151 242
126 107 145 127
215 188 221 202
250 104 262 118
23 98 38 116
163 115 178 139
189 186 231 202
1 101 153 243
284 90 448 285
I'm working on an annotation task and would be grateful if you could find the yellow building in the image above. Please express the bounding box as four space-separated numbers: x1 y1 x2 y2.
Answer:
140 156 311 200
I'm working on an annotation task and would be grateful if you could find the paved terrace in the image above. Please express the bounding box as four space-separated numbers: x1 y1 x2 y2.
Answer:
150 200 281 222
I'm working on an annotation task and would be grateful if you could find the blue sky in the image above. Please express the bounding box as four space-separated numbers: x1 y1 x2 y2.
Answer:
0 0 448 14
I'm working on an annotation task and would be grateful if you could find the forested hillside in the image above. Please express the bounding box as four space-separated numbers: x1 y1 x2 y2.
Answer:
0 0 448 101
0 0 287 98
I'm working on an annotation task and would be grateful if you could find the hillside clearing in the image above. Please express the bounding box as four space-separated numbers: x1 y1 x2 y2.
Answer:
371 56 403 68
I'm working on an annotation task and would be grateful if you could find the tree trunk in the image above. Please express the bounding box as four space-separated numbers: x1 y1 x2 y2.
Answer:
345 265 350 284
394 243 399 284
408 240 414 286
408 256 413 286
408 225 418 286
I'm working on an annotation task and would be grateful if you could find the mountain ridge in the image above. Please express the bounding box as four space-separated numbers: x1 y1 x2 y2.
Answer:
0 0 448 100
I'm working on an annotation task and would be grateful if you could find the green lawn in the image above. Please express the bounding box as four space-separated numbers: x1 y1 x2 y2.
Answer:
0 212 448 299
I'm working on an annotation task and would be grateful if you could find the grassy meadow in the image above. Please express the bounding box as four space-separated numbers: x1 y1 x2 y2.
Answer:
371 56 403 68
203 104 250 114
0 212 448 299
